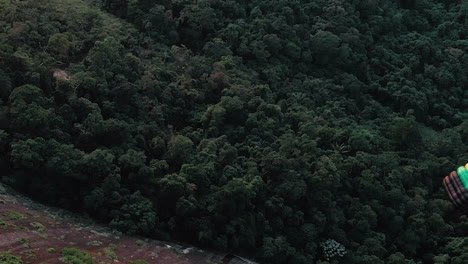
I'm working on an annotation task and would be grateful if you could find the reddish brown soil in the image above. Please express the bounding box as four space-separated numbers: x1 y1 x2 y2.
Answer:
0 184 227 264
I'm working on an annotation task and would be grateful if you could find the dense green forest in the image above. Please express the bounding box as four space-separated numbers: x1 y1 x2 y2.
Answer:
0 0 467 263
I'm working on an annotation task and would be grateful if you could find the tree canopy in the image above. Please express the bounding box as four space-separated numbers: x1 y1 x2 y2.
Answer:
0 0 467 263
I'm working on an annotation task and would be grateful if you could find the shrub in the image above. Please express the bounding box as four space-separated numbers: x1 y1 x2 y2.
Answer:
0 252 23 264
3 211 27 220
61 248 94 264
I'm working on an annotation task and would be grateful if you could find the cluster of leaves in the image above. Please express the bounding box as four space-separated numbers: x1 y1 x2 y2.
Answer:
0 0 467 263
61 248 94 264
0 252 23 264
320 239 347 261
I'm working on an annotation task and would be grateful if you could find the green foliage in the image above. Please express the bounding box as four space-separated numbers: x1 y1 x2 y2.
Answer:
387 116 422 151
47 33 74 62
0 252 23 264
30 222 46 232
109 191 158 235
8 85 44 105
61 248 94 264
0 0 466 263
3 211 27 220
261 236 300 264
166 135 193 164
86 241 102 246
434 237 468 264
103 244 118 260
0 69 12 101
310 31 342 64
17 238 31 249
135 240 148 248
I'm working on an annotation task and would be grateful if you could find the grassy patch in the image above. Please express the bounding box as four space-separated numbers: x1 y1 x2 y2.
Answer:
90 230 111 237
0 252 23 264
21 250 36 259
135 240 148 248
30 222 47 232
104 244 118 260
47 248 56 253
17 238 31 249
86 240 103 246
61 248 94 264
3 211 27 220
0 198 16 204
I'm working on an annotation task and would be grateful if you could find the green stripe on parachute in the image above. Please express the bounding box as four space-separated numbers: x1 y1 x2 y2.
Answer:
457 166 468 190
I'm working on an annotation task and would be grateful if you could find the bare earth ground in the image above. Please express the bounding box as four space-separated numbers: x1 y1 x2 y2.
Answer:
0 184 239 264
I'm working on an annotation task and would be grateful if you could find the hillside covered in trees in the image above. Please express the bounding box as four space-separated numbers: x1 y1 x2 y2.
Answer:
0 0 467 263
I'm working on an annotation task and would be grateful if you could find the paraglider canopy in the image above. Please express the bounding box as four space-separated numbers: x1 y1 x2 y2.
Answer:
443 164 468 206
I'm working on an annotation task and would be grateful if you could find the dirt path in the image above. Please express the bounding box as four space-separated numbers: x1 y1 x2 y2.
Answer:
0 184 224 264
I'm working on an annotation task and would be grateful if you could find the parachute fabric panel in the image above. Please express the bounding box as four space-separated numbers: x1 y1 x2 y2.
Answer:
449 171 468 204
448 171 468 203
442 165 468 207
443 175 462 206
457 166 468 190
443 177 457 205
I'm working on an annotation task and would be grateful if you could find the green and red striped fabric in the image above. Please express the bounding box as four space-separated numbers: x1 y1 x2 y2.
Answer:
450 171 468 202
443 164 468 207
